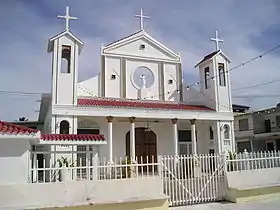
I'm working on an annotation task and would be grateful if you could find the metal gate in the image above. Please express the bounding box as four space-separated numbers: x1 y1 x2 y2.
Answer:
159 154 226 206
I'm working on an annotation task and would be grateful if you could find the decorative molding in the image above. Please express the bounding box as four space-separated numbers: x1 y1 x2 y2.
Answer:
190 119 196 125
171 118 178 124
129 117 136 123
53 105 234 121
107 116 114 122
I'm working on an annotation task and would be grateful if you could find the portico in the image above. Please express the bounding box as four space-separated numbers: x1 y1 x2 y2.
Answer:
51 96 234 162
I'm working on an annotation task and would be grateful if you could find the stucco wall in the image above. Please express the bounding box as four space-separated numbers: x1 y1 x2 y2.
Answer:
227 168 280 189
0 177 165 210
0 139 31 184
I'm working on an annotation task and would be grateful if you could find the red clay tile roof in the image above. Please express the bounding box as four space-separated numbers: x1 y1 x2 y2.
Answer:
0 121 106 142
195 50 220 67
41 134 105 141
77 98 213 111
0 121 38 136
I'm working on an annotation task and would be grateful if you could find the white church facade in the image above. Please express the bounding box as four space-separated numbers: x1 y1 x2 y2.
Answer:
41 7 235 161
0 7 235 184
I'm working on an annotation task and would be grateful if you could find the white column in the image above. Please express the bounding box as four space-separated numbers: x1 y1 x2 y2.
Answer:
190 119 197 155
107 116 113 163
172 118 179 156
129 117 136 160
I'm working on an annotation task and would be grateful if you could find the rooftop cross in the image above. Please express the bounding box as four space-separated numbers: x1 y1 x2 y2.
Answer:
210 30 224 51
57 6 78 31
134 8 150 31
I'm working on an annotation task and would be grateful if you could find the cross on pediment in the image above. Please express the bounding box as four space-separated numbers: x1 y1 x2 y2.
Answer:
210 30 224 51
134 8 150 31
57 6 78 31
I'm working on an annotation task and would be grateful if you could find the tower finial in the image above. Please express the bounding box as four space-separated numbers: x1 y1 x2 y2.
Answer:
57 6 78 31
134 8 150 31
210 30 224 51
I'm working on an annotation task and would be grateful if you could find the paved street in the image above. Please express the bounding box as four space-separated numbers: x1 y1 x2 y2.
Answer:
171 199 280 210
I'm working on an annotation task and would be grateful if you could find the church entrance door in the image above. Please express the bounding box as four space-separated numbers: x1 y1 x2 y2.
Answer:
126 127 157 171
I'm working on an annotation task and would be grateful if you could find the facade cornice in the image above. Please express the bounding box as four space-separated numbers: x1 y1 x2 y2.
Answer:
52 105 234 121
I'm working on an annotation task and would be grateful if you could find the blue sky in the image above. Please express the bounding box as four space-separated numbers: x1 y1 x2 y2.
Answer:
1 0 280 121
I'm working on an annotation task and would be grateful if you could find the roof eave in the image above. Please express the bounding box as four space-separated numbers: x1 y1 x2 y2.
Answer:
103 30 180 60
47 30 84 54
194 50 231 68
39 140 107 145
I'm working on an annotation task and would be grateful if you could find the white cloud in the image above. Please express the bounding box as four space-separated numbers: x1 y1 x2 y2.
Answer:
0 0 280 121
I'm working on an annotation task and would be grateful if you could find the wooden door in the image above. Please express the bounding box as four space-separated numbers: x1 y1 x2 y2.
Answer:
126 128 157 172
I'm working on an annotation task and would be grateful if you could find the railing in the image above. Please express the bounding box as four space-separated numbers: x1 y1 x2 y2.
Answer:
159 154 226 206
226 150 280 172
254 126 280 134
30 153 159 183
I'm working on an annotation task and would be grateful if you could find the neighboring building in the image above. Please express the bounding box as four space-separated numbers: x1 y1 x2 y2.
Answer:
2 7 235 184
234 104 280 152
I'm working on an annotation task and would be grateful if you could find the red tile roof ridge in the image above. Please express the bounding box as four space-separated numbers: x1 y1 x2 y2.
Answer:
78 97 198 105
77 98 213 111
41 134 106 141
0 121 39 135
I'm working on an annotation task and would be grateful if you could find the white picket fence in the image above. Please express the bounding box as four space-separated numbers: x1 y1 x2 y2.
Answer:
159 154 226 206
226 150 280 172
30 152 159 183
29 150 280 207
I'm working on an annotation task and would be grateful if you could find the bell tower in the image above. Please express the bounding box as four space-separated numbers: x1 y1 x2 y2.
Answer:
47 6 83 106
195 30 235 153
195 30 232 112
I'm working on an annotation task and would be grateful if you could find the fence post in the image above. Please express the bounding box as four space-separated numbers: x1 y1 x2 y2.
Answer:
157 155 164 194
244 149 249 170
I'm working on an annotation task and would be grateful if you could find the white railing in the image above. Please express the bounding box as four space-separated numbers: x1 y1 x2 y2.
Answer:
226 150 280 172
30 152 159 183
159 154 226 206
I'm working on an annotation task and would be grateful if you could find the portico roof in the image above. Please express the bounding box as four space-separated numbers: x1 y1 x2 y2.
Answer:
0 121 106 144
77 98 213 111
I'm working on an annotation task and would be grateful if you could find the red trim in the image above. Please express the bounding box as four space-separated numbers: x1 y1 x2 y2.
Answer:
77 98 213 111
41 134 105 141
0 121 38 135
0 121 106 142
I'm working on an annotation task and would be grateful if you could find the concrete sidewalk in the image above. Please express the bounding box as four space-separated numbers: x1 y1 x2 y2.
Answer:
171 199 280 210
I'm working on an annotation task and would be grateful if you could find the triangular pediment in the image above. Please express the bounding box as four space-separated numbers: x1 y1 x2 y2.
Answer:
102 30 180 62
47 30 84 54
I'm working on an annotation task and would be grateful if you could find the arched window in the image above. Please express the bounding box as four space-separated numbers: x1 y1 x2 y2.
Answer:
210 126 214 140
61 46 71 73
218 63 226 86
223 124 230 139
60 120 70 134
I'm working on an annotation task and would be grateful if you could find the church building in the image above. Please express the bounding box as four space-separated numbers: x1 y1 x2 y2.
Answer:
1 7 235 178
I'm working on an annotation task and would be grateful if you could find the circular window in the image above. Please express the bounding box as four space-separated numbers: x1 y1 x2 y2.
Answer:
132 66 155 89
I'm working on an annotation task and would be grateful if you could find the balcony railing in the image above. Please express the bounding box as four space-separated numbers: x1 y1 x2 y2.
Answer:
254 126 280 134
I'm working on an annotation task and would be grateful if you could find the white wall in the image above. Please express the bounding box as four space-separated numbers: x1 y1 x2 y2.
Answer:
51 35 79 106
0 177 164 210
87 117 220 158
198 61 217 110
0 139 31 184
125 59 160 100
214 55 232 112
105 37 177 61
163 63 179 101
198 54 232 112
227 168 280 189
77 76 99 97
